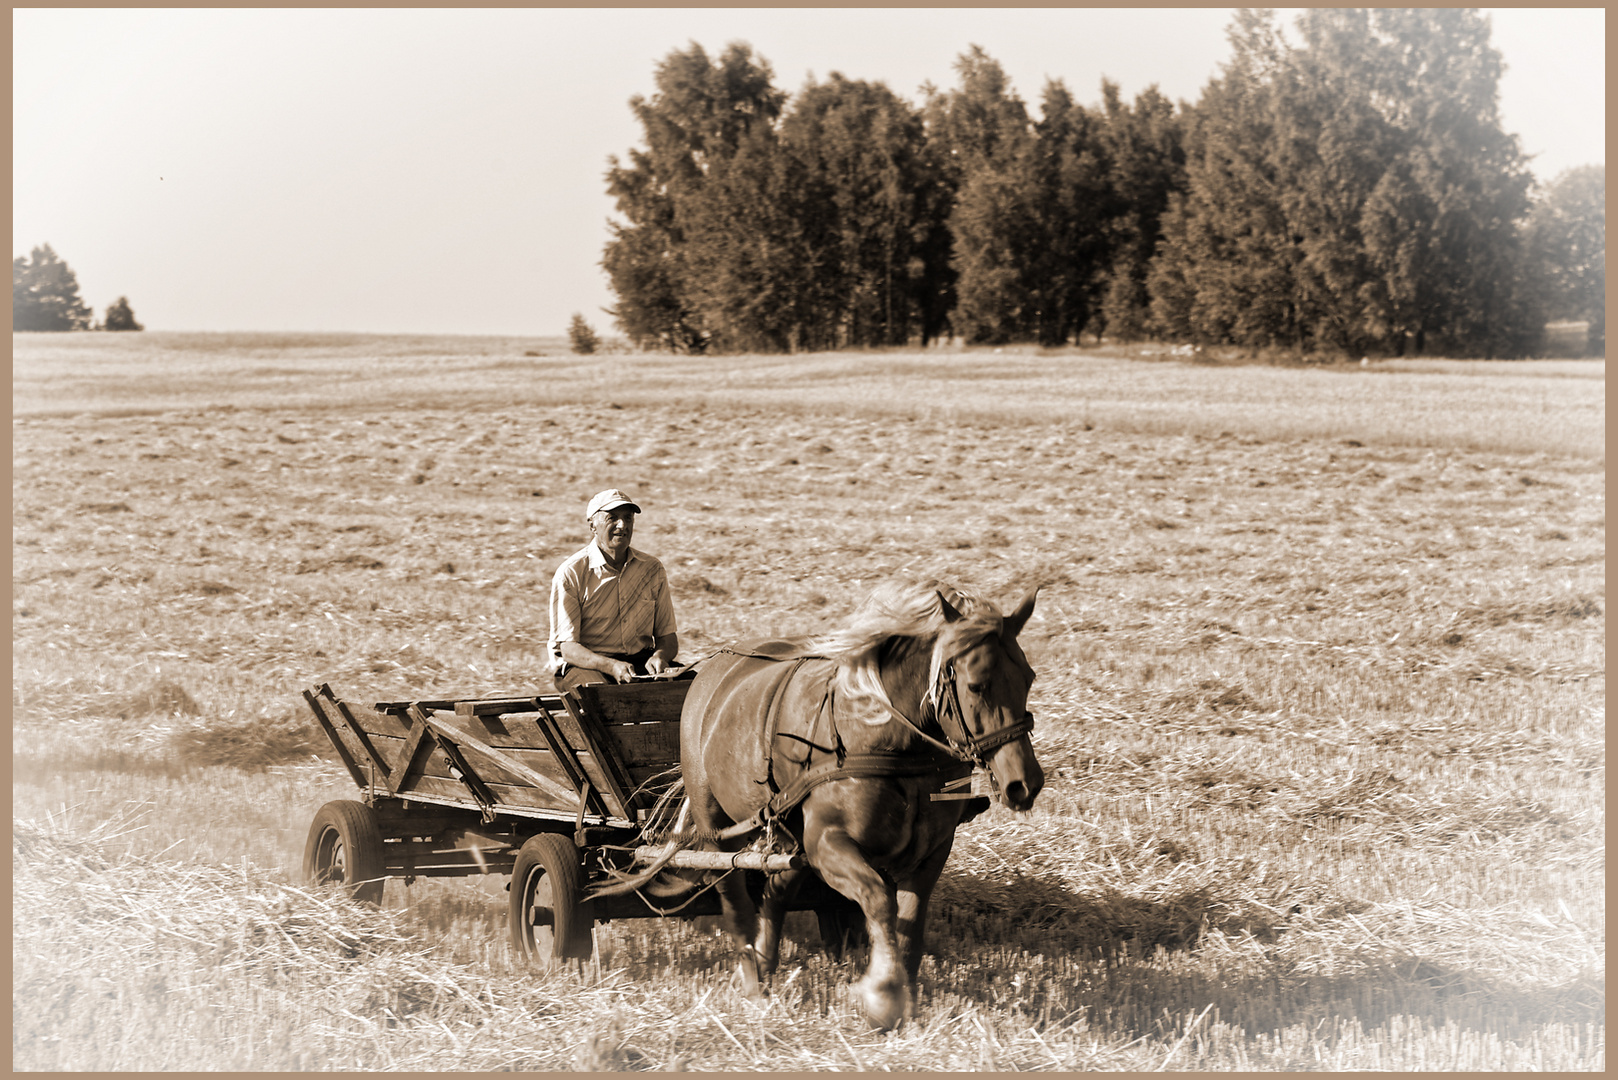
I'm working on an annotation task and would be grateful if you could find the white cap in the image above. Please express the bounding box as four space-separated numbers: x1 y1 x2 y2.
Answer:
585 488 641 520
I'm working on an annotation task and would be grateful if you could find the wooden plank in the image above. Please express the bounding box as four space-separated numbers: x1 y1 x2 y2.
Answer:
574 681 690 726
323 727 613 798
414 706 502 818
597 720 683 769
388 773 630 824
302 688 368 790
419 712 587 809
388 714 435 796
562 692 638 817
455 694 570 718
330 695 396 780
377 784 582 824
327 695 413 739
532 698 610 820
540 708 628 818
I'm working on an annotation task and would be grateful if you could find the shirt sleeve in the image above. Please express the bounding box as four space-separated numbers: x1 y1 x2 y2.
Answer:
652 565 677 637
548 561 584 656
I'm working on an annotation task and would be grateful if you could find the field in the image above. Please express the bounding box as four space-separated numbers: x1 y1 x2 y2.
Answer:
12 331 1605 1070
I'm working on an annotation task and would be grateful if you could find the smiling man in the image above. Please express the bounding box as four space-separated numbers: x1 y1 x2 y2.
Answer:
547 488 680 694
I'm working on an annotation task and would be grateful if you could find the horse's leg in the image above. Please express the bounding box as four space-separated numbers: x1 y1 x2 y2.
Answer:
753 867 808 978
806 825 906 1030
894 835 954 986
713 861 763 994
684 765 763 995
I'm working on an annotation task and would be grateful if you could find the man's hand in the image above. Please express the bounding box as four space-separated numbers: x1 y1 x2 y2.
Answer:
644 653 672 676
606 658 638 683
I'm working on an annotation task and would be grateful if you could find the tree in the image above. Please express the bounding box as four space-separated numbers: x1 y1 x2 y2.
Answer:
1149 9 1300 349
1148 8 1540 357
924 47 1039 344
602 42 786 352
104 296 143 332
677 120 821 352
567 313 600 354
781 74 943 348
1352 8 1538 357
1526 164 1605 356
1096 82 1185 343
13 243 93 331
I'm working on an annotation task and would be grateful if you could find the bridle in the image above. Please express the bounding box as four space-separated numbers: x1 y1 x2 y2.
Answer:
930 659 1036 767
873 641 1035 771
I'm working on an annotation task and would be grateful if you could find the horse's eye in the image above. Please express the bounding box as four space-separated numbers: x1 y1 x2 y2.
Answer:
966 681 990 697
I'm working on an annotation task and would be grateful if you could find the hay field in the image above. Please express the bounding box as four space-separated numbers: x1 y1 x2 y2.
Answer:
12 331 1605 1070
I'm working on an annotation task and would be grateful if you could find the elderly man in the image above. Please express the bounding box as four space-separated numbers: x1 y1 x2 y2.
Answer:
548 489 680 694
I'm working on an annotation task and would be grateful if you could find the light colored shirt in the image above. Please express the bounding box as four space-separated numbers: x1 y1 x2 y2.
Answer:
547 541 677 673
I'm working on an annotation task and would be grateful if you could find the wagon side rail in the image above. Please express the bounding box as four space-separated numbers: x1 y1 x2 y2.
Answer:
304 681 692 838
303 683 394 794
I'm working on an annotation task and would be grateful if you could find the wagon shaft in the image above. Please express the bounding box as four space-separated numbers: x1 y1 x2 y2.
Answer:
638 846 807 873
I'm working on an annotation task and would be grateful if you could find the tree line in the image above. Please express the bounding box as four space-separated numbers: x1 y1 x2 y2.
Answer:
603 9 1604 358
12 243 142 332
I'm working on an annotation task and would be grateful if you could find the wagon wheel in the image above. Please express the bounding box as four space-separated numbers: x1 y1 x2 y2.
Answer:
303 800 386 904
509 833 592 967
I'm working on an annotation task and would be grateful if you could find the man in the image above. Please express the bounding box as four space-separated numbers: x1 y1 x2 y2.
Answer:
548 488 679 694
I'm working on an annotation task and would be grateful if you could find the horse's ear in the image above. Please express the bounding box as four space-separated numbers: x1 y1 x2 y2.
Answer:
1003 588 1039 638
936 589 964 622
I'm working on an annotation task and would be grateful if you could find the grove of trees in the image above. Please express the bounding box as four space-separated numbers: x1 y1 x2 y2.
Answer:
603 9 1603 358
13 244 94 331
12 243 144 332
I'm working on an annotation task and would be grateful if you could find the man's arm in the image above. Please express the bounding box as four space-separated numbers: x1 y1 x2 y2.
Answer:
643 562 679 675
550 558 635 681
558 640 637 683
645 632 679 675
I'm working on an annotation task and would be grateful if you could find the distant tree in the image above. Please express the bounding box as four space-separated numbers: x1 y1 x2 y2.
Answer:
602 42 786 352
567 313 601 354
1149 10 1299 349
1525 164 1605 356
1149 8 1539 357
103 296 143 332
678 121 819 352
924 47 1038 344
1096 82 1185 343
1352 9 1538 357
12 243 93 331
781 74 942 348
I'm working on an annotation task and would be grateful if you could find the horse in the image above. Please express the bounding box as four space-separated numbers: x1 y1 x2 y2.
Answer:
679 578 1045 1029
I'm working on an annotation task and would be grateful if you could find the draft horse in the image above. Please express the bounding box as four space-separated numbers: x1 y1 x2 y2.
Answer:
680 579 1045 1029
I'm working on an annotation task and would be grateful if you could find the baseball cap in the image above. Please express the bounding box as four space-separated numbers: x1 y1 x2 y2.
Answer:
586 488 641 520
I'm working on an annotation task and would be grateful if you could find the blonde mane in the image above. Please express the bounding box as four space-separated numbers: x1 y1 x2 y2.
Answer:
806 578 1006 721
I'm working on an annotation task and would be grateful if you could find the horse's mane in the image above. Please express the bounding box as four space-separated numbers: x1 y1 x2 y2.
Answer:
806 578 1006 715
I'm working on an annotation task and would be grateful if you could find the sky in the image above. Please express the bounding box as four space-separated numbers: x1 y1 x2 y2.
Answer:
12 7 1606 338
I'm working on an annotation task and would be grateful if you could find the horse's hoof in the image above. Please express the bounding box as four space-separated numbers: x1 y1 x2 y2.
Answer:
732 955 761 997
855 982 907 1031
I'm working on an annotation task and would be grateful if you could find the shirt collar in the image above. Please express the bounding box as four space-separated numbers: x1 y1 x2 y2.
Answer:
587 540 637 572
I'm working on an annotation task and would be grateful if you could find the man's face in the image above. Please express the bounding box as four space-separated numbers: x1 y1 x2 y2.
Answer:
591 506 635 562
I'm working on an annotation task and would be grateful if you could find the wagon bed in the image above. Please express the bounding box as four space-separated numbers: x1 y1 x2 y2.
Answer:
304 678 688 832
301 677 859 966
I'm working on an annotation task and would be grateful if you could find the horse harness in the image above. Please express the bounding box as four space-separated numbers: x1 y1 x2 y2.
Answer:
716 643 1035 836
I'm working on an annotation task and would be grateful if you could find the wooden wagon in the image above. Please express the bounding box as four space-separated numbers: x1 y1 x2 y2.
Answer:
300 677 861 965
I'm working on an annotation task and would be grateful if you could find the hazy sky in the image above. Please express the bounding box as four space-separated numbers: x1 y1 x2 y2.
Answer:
13 8 1605 337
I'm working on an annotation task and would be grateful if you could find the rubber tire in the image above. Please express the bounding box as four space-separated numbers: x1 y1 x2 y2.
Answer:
509 833 592 967
304 800 386 904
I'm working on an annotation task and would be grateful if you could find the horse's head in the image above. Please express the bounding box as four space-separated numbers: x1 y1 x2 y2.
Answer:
932 589 1045 812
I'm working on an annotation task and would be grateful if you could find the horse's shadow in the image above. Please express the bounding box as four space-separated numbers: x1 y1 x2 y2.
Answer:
828 871 1603 1040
